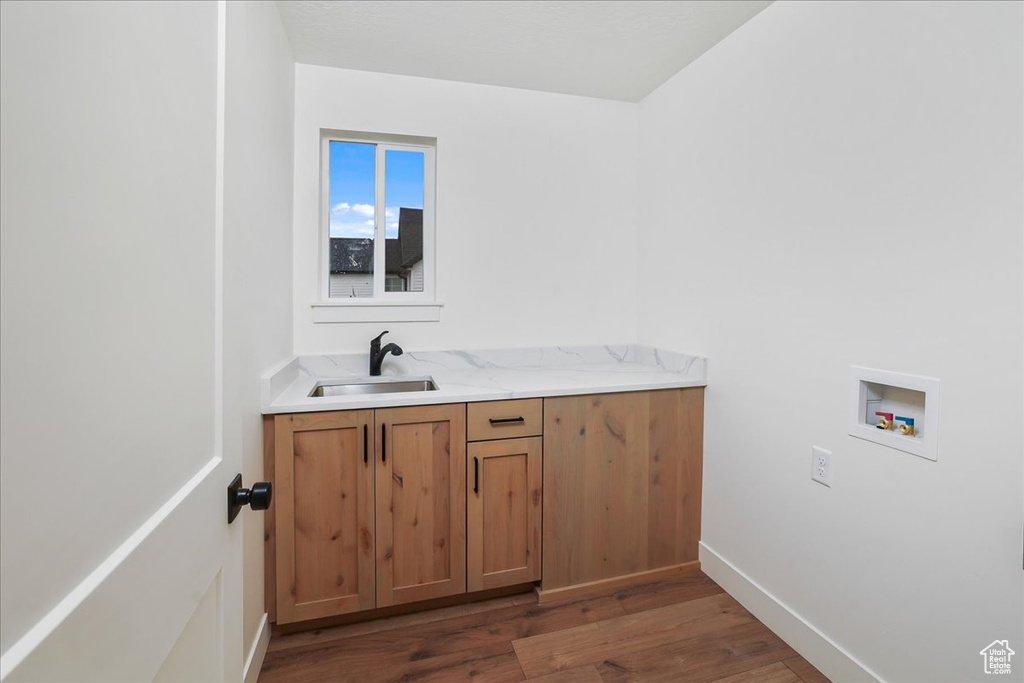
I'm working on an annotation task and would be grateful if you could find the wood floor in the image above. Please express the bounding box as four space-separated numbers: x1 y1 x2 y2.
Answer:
259 567 830 683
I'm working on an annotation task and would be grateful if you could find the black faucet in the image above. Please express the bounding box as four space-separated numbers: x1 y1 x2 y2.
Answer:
369 330 403 376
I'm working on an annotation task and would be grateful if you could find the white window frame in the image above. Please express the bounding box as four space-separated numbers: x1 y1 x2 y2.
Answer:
312 130 441 323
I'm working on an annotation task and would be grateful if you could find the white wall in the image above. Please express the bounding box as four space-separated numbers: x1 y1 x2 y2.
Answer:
0 0 218 656
636 2 1023 681
223 0 294 666
293 65 639 354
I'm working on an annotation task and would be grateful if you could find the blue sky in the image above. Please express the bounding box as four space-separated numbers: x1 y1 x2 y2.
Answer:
329 142 424 239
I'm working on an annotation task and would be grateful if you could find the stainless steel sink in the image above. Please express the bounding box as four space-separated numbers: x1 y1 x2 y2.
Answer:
309 377 438 397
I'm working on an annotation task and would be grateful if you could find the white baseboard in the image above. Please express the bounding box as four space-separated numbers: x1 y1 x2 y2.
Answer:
699 542 883 683
242 613 270 683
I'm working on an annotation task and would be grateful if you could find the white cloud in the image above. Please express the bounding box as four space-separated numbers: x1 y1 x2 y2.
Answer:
331 204 418 238
331 202 375 219
330 220 374 238
384 207 400 235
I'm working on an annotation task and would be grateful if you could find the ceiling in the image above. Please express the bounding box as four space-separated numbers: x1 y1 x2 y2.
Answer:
275 1 772 102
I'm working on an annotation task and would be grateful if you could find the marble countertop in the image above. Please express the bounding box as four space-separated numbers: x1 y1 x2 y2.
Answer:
261 345 708 414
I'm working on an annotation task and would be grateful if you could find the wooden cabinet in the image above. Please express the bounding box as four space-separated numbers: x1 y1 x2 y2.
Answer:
467 436 542 591
268 403 466 623
541 388 704 595
272 410 376 623
375 404 467 607
265 387 704 624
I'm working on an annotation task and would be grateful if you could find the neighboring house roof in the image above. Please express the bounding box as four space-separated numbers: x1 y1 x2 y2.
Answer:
330 207 424 275
385 239 403 272
330 237 374 274
397 208 423 269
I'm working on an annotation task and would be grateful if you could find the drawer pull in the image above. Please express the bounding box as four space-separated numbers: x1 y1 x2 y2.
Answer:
489 416 525 425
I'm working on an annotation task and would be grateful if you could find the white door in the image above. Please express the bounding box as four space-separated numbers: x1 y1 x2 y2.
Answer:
1 2 244 680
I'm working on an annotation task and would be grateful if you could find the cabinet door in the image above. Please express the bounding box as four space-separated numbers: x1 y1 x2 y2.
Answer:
467 437 542 591
274 411 375 623
375 403 467 607
542 388 704 590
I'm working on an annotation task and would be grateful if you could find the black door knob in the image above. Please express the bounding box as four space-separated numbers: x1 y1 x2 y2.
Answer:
227 474 273 523
237 481 272 510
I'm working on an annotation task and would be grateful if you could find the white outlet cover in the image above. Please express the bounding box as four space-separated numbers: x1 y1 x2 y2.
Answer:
812 446 832 487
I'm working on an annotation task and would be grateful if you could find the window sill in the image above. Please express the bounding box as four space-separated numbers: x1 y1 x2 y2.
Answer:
311 300 443 323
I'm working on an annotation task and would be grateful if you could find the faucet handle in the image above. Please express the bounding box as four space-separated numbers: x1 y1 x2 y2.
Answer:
371 330 389 345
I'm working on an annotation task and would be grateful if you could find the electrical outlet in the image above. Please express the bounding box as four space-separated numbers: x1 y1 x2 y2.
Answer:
811 446 832 487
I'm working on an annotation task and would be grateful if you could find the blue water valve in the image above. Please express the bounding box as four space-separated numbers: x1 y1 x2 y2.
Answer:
894 416 915 436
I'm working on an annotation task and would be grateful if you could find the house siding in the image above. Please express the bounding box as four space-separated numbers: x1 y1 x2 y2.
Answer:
409 260 424 292
329 273 373 298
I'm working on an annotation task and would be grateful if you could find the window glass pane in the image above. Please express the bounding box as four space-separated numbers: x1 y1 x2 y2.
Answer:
328 141 375 298
384 150 425 293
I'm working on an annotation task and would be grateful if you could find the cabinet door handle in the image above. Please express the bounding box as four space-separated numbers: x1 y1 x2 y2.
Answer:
489 416 525 425
363 424 368 464
473 457 479 495
381 423 386 463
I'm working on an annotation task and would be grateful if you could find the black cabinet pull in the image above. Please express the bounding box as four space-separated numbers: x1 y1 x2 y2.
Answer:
473 457 479 494
489 416 525 425
363 424 368 464
381 423 386 463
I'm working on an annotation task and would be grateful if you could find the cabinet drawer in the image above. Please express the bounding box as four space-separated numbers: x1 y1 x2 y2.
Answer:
467 399 543 441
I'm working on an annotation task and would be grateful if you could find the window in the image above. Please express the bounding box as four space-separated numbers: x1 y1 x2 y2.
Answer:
319 131 436 317
385 275 407 292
